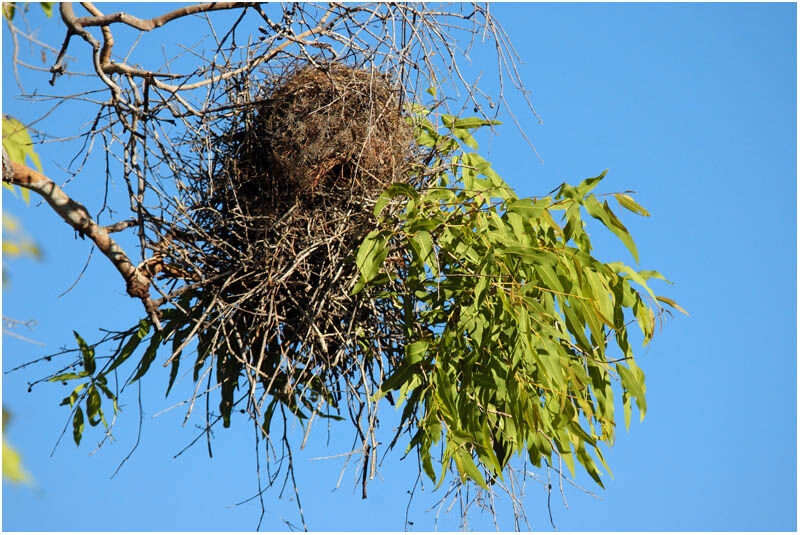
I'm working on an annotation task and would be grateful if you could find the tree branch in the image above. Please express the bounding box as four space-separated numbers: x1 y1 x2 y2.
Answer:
75 2 251 31
2 158 162 329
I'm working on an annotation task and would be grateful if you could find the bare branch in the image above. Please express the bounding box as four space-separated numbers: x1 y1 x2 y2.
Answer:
75 2 251 32
2 158 160 328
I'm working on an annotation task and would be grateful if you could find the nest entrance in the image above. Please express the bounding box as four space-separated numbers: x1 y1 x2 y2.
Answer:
167 62 416 417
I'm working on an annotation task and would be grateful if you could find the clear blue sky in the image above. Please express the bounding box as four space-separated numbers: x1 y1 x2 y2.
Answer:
2 2 796 531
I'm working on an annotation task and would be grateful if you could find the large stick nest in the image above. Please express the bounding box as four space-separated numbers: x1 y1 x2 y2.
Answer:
160 61 419 420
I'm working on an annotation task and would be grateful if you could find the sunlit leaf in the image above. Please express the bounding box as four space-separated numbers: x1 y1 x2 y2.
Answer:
615 193 650 217
656 295 689 316
2 115 42 173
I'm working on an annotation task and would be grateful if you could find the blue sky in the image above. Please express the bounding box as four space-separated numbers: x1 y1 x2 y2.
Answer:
2 2 796 531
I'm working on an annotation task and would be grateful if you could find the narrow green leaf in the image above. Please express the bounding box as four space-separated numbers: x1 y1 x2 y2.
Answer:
453 117 501 128
73 331 95 375
59 382 88 408
576 170 608 197
615 193 650 217
607 262 658 304
656 295 689 316
576 443 605 489
638 270 672 283
617 362 647 422
502 246 559 266
583 195 639 263
165 355 181 398
86 385 102 427
584 268 615 326
106 320 150 374
129 330 163 384
95 381 118 415
72 406 84 446
48 372 89 382
421 447 437 483
458 450 490 490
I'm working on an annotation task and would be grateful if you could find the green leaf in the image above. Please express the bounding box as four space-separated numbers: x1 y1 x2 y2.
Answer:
584 268 615 326
2 116 42 173
617 361 646 422
261 399 278 438
166 322 192 397
374 183 418 218
3 437 33 484
614 193 650 217
40 2 53 17
607 262 658 306
453 117 501 129
86 385 102 427
72 406 84 446
95 381 118 415
656 295 689 316
410 230 434 269
457 450 490 490
73 331 95 375
576 170 607 197
48 372 89 382
129 330 163 384
106 320 150 374
59 382 88 408
501 246 559 266
405 340 428 365
638 270 672 283
2 3 14 20
576 443 605 489
355 230 389 284
506 198 544 220
583 195 639 263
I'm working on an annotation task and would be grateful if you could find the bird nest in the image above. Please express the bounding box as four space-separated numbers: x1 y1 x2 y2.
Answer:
158 62 418 422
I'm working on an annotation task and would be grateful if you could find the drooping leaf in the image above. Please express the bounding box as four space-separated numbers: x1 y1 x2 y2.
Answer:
86 386 102 427
128 329 164 384
72 406 84 446
656 295 689 316
583 195 639 263
73 331 95 375
106 320 150 374
615 193 650 217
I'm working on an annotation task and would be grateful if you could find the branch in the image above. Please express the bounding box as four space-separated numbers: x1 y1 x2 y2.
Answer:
2 157 162 329
75 2 251 31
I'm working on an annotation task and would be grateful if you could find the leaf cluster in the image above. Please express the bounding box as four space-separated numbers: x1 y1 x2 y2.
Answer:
355 110 685 490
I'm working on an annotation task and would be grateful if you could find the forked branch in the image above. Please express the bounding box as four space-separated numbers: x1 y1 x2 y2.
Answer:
1 154 161 328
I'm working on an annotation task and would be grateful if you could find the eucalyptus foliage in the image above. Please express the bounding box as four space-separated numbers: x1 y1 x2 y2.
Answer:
354 108 685 489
